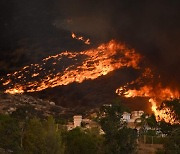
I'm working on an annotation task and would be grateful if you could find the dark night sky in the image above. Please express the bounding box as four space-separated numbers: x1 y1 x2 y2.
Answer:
0 0 180 92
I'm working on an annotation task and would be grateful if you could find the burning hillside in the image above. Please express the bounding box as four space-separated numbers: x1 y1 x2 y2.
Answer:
0 40 179 124
116 68 180 124
1 40 141 94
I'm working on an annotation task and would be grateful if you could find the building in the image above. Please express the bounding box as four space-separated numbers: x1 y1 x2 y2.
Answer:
131 111 144 120
66 122 74 131
67 110 146 132
73 115 82 127
66 115 82 131
122 111 145 130
122 112 131 122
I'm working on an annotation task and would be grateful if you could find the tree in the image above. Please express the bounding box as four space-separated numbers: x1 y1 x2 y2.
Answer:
158 120 175 135
43 116 64 154
157 99 180 154
116 127 137 153
0 114 21 153
98 103 137 154
134 113 149 135
164 127 180 154
134 113 157 135
64 127 98 154
159 99 180 123
146 114 157 129
23 118 47 154
158 99 180 135
23 116 64 154
85 127 105 154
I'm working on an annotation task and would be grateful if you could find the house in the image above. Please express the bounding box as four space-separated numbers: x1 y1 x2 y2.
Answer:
122 112 131 122
66 122 74 131
67 114 102 132
73 115 82 127
122 111 145 130
67 110 147 132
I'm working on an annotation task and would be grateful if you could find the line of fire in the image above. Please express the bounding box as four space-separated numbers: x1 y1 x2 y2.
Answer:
0 40 179 125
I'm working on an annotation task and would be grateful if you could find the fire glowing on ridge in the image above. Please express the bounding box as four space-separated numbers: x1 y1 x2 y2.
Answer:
71 32 90 45
1 40 141 95
2 38 179 124
116 76 180 124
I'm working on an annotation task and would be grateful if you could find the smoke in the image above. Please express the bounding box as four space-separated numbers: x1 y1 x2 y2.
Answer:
0 0 179 93
53 0 180 88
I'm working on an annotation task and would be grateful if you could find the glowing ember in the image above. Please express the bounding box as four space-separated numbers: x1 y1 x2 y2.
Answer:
71 32 90 45
1 40 141 95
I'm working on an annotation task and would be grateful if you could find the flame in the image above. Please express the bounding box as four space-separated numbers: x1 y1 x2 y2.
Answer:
1 40 141 94
2 38 179 124
71 32 90 45
116 82 180 124
119 85 179 99
116 65 180 124
150 98 179 124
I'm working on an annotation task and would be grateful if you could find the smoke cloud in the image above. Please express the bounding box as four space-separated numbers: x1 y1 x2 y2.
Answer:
54 0 180 87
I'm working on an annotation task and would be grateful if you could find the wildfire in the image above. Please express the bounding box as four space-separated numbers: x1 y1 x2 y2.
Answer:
1 40 141 95
150 98 180 124
71 32 90 45
116 82 180 124
1 38 179 124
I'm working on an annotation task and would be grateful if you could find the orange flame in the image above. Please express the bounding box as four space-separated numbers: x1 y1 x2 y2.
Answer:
71 32 90 45
116 82 180 124
2 38 179 124
150 98 179 124
2 40 141 95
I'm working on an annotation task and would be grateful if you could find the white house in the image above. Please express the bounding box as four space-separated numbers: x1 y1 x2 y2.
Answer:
122 112 131 122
